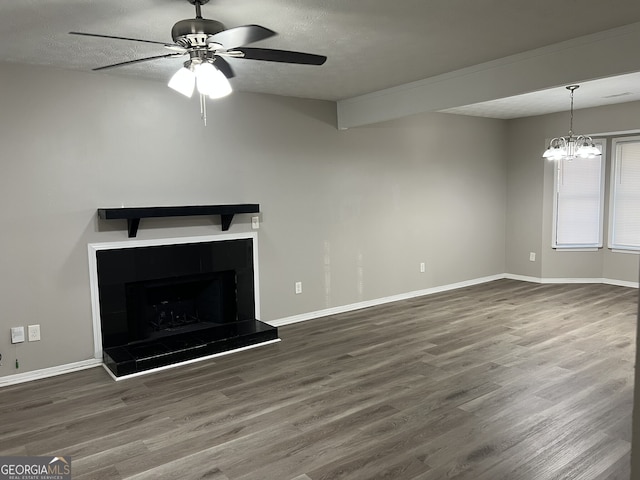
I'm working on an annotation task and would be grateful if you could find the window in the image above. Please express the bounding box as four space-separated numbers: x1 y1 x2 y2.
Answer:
552 141 605 249
609 137 640 252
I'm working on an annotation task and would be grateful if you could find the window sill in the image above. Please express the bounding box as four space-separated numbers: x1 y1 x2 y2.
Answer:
552 247 600 252
610 248 640 255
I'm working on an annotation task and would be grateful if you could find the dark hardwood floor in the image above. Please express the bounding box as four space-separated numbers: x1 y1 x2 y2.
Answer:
0 279 636 479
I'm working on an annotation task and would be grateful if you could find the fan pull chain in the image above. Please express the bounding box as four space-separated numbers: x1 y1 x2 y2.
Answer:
200 93 207 126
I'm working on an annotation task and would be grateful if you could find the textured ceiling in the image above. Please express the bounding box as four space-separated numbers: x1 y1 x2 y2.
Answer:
2 0 640 116
440 72 640 119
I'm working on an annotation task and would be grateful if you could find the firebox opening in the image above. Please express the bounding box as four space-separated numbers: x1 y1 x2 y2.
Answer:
125 270 237 343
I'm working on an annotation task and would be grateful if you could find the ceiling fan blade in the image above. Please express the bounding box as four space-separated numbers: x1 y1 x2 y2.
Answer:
70 31 173 47
212 57 235 79
207 25 276 49
93 53 184 71
232 47 327 65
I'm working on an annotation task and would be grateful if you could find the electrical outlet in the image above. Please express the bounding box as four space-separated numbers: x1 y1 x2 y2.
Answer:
295 281 302 294
28 324 41 342
10 327 25 344
529 252 536 262
251 216 260 229
420 262 426 273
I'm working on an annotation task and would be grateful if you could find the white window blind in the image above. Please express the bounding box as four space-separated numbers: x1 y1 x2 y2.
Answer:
609 138 640 251
552 142 604 249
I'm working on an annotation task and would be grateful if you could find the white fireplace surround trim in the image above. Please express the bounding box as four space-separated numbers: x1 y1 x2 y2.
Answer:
87 232 260 360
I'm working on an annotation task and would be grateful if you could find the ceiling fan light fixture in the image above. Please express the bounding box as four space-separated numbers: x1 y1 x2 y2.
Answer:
72 0 325 125
168 67 195 97
195 62 232 98
207 68 232 99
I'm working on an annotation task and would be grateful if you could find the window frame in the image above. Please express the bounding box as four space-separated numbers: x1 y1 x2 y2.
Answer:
608 136 640 254
551 139 606 250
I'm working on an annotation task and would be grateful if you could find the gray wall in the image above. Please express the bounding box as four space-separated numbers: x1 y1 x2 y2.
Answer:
0 62 507 376
506 101 640 283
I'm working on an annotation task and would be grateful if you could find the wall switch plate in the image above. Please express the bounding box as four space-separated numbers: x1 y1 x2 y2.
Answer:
10 327 25 344
28 324 41 342
295 281 302 294
529 252 536 262
251 216 260 229
420 262 426 273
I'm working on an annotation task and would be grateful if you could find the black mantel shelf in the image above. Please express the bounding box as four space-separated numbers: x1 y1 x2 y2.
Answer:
97 204 259 237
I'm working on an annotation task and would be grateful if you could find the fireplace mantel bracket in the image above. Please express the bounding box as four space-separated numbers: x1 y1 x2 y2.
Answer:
98 204 260 238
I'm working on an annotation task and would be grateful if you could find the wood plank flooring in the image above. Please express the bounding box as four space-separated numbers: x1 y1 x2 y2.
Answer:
0 279 636 479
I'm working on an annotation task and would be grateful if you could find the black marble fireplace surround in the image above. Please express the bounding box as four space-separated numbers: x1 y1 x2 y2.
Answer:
96 238 278 377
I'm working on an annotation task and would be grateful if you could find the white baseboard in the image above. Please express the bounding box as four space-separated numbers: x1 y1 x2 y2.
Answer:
268 274 505 327
0 358 102 388
504 273 639 288
602 278 640 288
269 273 638 327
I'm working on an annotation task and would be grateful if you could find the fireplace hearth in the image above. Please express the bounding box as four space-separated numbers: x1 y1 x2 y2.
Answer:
91 235 278 378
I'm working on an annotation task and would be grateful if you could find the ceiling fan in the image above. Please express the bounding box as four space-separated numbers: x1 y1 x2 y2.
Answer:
70 0 327 123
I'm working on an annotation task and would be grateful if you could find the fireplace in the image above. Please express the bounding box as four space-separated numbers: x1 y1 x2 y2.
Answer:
125 270 238 340
88 234 278 378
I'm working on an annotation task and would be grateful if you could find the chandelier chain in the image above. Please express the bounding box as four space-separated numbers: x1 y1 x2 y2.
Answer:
569 89 574 136
567 84 579 137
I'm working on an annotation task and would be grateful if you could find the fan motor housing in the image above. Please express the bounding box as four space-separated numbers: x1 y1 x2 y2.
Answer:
171 18 226 43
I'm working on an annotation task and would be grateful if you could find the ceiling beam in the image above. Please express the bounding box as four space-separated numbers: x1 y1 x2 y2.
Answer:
336 21 640 129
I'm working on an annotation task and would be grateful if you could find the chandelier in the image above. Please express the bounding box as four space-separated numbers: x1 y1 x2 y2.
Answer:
542 85 601 161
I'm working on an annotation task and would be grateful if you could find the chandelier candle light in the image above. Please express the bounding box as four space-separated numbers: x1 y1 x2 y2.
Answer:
542 85 601 161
